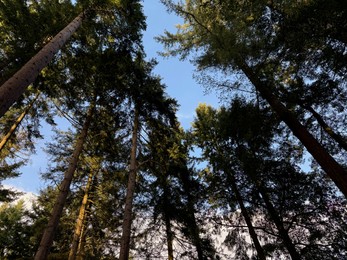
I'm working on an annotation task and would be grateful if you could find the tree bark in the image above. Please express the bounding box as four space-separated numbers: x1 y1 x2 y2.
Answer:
257 185 301 260
238 61 347 198
76 224 87 260
0 92 40 152
302 105 347 152
119 109 139 260
34 103 94 260
163 188 174 260
0 11 86 118
68 170 94 260
227 172 267 260
179 170 205 260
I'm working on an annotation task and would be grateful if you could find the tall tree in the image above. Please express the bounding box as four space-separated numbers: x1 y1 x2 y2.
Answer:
35 101 95 260
159 0 347 197
193 102 271 259
119 108 140 260
192 99 347 258
68 168 96 260
0 200 34 259
0 91 40 152
0 9 86 117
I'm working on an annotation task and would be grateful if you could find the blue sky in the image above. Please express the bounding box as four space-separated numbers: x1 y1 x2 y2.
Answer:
3 1 220 193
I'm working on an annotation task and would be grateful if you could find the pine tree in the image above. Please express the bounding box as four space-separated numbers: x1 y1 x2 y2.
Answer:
159 0 347 197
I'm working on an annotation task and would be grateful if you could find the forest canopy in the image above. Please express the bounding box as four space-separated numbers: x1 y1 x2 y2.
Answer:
0 0 346 259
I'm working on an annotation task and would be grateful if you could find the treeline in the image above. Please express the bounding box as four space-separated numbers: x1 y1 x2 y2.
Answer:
0 0 347 259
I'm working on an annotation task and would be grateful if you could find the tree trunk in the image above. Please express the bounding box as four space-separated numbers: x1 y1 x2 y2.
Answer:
186 205 204 260
179 170 205 260
119 109 139 260
76 221 87 260
34 103 94 260
227 172 267 260
68 170 94 260
303 105 347 152
257 185 301 260
0 92 40 152
163 188 174 260
238 61 347 198
0 11 86 118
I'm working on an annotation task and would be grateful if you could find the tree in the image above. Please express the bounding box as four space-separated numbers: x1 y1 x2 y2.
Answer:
0 91 40 152
192 99 347 258
192 102 272 259
0 200 34 259
119 108 140 260
0 0 145 118
68 169 95 260
0 0 76 85
35 102 95 260
159 0 347 197
0 9 86 117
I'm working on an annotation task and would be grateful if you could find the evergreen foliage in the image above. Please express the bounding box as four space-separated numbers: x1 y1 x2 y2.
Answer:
0 1 346 259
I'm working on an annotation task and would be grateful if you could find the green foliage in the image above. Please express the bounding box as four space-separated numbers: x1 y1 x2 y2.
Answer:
2 0 347 259
0 0 76 83
192 98 347 258
0 200 34 258
159 0 347 162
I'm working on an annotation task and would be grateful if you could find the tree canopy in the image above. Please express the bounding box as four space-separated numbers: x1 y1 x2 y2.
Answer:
0 1 346 259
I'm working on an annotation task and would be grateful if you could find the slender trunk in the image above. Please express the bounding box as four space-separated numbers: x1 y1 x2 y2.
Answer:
163 188 174 260
238 61 347 198
68 170 94 260
180 171 205 260
302 105 347 152
34 103 94 260
0 11 87 118
227 172 266 260
77 204 93 260
76 224 86 260
257 186 301 260
119 109 139 260
165 214 174 260
0 92 40 152
187 204 204 260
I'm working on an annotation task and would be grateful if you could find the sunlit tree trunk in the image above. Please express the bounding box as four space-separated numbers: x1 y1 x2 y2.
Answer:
0 11 86 118
76 224 87 260
119 109 139 260
238 61 347 198
68 170 94 260
34 102 95 260
0 92 40 152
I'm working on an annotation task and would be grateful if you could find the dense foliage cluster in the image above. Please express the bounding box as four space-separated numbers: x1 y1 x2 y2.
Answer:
0 0 346 259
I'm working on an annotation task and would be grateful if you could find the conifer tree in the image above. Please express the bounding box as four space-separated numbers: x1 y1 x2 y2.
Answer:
159 0 347 197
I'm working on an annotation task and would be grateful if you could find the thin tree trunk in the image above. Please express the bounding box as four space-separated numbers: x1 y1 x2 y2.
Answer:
119 109 139 260
165 214 174 260
0 11 87 118
179 170 205 260
187 200 204 259
34 103 95 260
257 185 301 260
76 224 86 260
163 188 174 260
227 172 267 260
68 170 94 260
302 105 347 152
238 61 347 198
0 92 40 152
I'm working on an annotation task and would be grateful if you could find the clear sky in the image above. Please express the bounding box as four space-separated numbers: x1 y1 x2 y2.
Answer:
3 1 220 194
